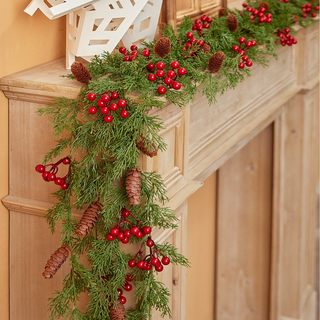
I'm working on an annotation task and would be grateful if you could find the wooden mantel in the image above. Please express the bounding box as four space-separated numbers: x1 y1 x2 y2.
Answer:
0 24 319 320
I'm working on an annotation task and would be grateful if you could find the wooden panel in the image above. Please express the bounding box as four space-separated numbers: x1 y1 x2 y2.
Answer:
187 174 216 320
271 88 319 320
216 126 273 320
10 212 68 320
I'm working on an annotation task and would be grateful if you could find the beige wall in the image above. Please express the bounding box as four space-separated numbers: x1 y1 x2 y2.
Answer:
0 2 65 318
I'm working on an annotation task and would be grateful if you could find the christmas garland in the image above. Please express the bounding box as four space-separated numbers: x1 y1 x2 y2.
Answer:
35 0 318 319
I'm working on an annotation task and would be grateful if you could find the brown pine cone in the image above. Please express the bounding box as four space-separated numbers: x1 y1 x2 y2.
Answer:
227 14 238 32
218 8 228 17
109 303 125 320
75 201 102 237
125 168 141 206
208 52 225 73
154 37 171 57
136 137 158 157
42 246 70 279
259 2 270 10
71 61 92 85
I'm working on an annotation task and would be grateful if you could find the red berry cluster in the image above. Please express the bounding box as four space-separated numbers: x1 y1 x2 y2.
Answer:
106 208 152 244
86 91 129 123
232 37 256 69
280 0 289 3
146 61 187 95
117 274 134 305
301 3 319 18
119 45 151 61
242 3 273 23
183 30 210 53
191 14 213 34
128 239 171 272
35 157 70 190
277 28 298 46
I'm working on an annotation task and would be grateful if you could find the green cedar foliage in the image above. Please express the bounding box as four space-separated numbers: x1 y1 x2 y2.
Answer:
39 0 318 319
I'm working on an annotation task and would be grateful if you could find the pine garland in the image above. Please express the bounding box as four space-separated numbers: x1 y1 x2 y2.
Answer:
37 0 318 319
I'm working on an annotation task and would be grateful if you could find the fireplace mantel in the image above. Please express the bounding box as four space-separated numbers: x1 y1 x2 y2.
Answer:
1 24 319 320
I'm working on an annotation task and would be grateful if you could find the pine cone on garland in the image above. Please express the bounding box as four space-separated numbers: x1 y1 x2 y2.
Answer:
227 14 238 32
126 168 141 206
75 201 102 237
259 2 270 10
208 51 226 73
218 7 228 17
42 246 70 279
71 61 92 85
109 303 125 320
136 137 158 157
154 37 171 57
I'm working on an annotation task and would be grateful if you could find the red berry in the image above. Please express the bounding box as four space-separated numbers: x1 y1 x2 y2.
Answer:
35 164 45 173
161 256 171 265
172 81 182 90
120 110 129 119
232 45 240 52
126 274 134 282
239 49 245 56
47 173 56 181
142 226 152 235
88 106 97 114
110 227 120 236
54 177 63 185
104 115 113 123
242 55 249 61
100 106 109 114
246 41 252 48
155 263 164 272
164 77 173 86
121 237 129 244
117 232 125 241
119 295 127 305
156 61 165 70
201 14 207 21
186 32 194 39
311 12 317 17
97 99 106 108
61 183 68 190
100 94 111 103
167 70 176 79
137 260 145 269
117 99 127 108
246 60 253 67
136 231 144 239
123 56 130 62
146 238 154 247
130 226 140 235
148 73 156 82
238 62 245 69
242 3 248 7
128 259 136 268
157 86 167 94
171 61 180 70
86 92 96 101
314 6 319 11
123 282 133 291
147 63 155 72
119 47 127 54
251 40 257 46
106 234 115 241
111 92 119 100
177 67 187 76
156 70 165 78
142 48 151 57
123 229 131 238
151 257 160 266
42 171 49 181
130 44 138 51
197 39 205 47
239 37 246 44
108 103 117 112
206 16 213 23
121 208 130 218
117 288 123 296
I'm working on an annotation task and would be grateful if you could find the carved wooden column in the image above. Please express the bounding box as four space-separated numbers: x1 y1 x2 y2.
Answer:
0 24 318 320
